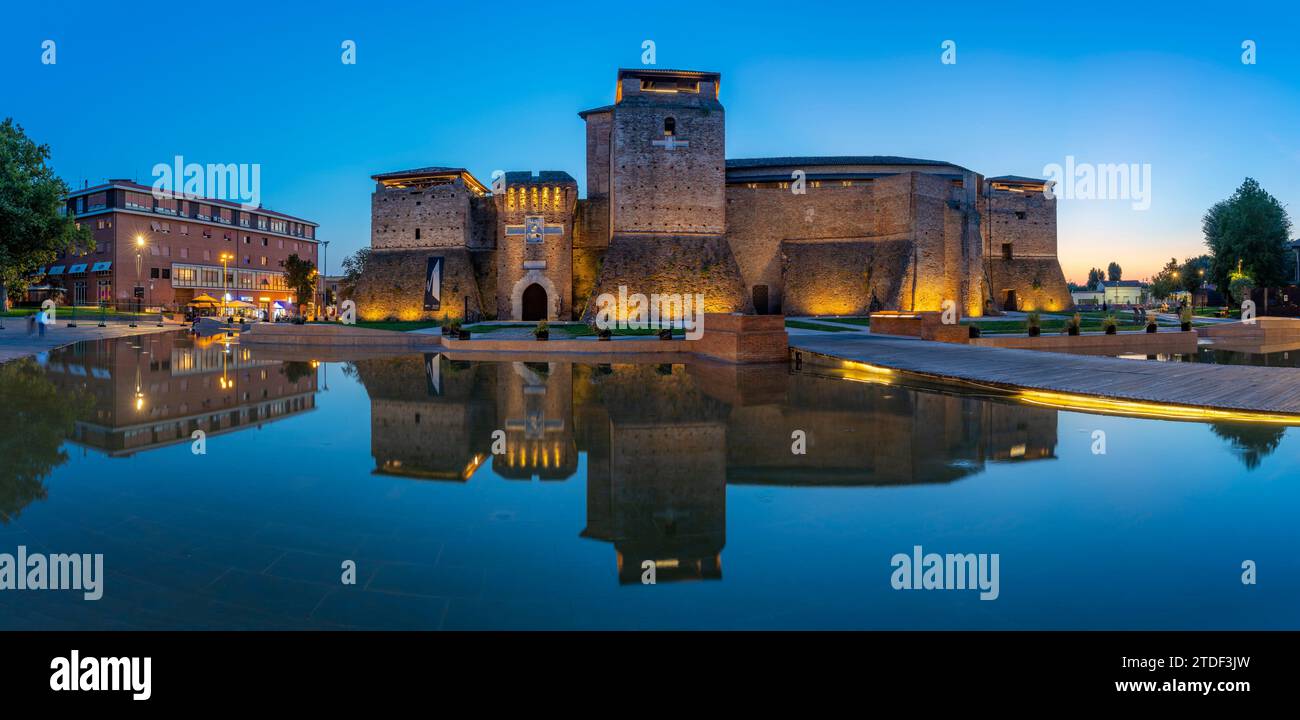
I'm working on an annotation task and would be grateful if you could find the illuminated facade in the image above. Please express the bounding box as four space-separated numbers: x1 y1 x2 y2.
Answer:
354 67 1071 321
55 181 319 316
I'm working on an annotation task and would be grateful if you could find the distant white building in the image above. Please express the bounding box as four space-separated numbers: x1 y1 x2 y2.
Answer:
1098 280 1147 305
1071 289 1103 306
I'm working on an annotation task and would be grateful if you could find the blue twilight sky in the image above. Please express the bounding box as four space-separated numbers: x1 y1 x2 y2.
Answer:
3 1 1299 281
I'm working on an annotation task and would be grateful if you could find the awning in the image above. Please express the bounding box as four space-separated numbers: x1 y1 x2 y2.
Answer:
47 265 66 275
69 263 88 274
91 261 112 272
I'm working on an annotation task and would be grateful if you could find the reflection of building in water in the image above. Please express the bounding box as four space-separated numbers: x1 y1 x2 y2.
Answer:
724 371 1057 486
493 362 577 480
357 357 1060 583
41 334 316 456
354 354 497 481
577 364 728 584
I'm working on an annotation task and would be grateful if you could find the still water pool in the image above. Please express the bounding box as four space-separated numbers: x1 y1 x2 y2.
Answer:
1 331 1297 629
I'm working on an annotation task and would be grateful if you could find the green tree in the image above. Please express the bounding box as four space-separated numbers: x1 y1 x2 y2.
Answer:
1180 255 1211 301
1149 258 1181 300
1107 262 1123 282
1086 267 1104 290
339 246 370 299
0 118 93 311
1204 178 1293 307
281 253 317 316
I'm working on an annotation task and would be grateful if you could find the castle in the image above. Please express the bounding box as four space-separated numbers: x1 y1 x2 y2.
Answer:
353 67 1071 323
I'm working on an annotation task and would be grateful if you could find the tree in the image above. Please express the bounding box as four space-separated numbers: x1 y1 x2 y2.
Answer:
0 118 93 311
281 253 317 316
1149 258 1181 300
1180 255 1211 304
1086 267 1104 290
1107 262 1123 282
1204 177 1293 307
340 246 371 299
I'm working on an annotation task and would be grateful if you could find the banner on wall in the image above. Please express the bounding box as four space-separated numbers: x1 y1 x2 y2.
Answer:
424 256 443 311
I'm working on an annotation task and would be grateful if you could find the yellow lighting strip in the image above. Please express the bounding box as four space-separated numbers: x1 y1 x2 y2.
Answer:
842 360 894 376
1017 389 1300 425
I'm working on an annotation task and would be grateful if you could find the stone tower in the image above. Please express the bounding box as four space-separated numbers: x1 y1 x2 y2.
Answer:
579 68 747 319
495 171 577 321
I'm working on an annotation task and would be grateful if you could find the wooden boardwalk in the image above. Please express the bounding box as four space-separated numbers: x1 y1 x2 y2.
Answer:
791 333 1300 417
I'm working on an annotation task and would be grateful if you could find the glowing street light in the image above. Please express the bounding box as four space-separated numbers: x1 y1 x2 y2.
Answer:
219 252 235 318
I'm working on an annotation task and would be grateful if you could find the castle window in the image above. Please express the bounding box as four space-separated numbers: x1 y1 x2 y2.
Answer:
1015 211 1027 220
415 229 421 240
1002 243 1014 260
663 117 676 136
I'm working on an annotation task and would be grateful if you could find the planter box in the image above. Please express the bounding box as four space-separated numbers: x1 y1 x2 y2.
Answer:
689 313 789 364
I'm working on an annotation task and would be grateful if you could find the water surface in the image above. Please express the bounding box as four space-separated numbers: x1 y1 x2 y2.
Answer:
2 332 1297 629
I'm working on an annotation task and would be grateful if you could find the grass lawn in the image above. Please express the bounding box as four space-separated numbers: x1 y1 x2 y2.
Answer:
2 305 158 318
352 320 444 332
461 323 535 334
964 319 1161 335
1194 307 1239 319
562 325 672 337
812 316 871 327
785 319 859 332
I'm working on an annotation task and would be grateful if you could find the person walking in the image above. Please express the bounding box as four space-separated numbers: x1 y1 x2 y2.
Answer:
37 310 46 337
27 313 36 335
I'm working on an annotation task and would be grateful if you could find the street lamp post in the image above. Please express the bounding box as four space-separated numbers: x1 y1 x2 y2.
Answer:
219 252 234 320
132 234 145 327
319 239 329 319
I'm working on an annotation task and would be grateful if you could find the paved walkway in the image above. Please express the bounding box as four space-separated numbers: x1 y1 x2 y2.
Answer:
0 318 181 363
791 332 1300 416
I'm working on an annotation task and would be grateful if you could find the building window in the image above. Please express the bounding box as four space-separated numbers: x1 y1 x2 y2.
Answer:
1015 211 1027 220
180 248 188 259
415 229 421 240
262 237 268 247
260 256 267 266
87 192 106 211
125 191 152 210
664 117 676 136
150 267 161 279
1002 243 1014 260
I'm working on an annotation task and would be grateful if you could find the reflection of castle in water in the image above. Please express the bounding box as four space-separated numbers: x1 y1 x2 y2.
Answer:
354 357 1059 583
40 334 317 456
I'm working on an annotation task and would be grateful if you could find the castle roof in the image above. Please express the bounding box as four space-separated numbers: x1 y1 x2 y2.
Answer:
987 174 1048 184
371 166 488 194
726 155 969 172
504 171 576 185
616 67 721 83
577 104 614 119
371 166 469 181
